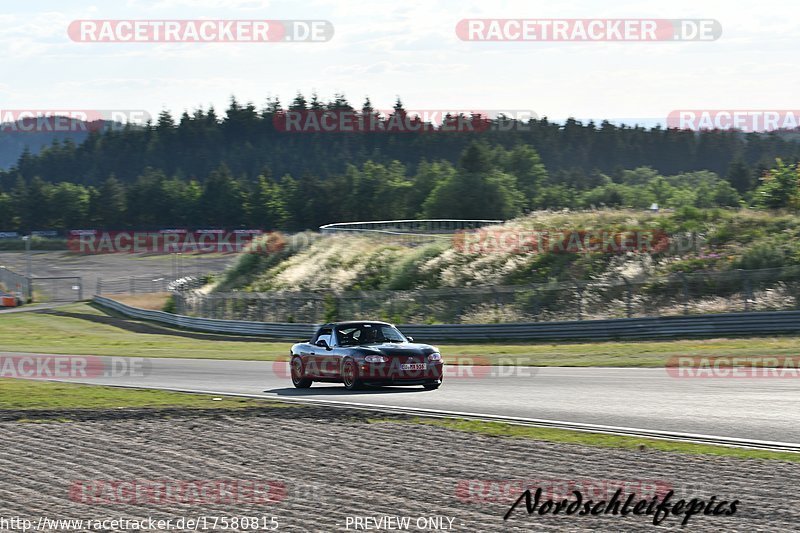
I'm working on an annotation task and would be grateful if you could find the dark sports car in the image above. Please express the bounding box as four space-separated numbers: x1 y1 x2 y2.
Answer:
289 321 444 390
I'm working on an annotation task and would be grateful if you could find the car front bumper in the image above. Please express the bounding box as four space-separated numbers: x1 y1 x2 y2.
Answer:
358 361 444 382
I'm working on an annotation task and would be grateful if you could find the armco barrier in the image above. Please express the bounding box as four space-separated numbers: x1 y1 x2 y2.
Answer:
94 296 317 339
94 295 800 341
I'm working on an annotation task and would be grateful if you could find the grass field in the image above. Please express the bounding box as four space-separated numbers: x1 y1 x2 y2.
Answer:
0 378 287 411
375 418 800 463
3 303 800 366
1 378 793 460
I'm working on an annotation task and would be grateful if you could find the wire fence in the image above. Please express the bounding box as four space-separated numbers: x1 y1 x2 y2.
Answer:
33 277 83 301
95 274 208 295
173 266 800 324
0 267 30 300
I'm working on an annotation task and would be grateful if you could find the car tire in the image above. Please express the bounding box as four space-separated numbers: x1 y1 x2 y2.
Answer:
291 357 312 389
423 382 441 390
342 359 363 391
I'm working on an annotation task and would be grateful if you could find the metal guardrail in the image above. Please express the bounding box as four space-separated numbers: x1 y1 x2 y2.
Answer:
320 219 503 235
319 219 504 244
94 296 317 338
94 295 800 341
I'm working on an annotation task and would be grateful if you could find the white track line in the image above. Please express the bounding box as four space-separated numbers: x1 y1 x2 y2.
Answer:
50 381 800 453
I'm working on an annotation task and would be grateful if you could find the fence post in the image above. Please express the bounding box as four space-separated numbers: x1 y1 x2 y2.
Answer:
77 279 83 301
576 284 584 321
680 273 689 315
130 277 135 294
96 278 102 295
741 269 752 311
623 277 633 318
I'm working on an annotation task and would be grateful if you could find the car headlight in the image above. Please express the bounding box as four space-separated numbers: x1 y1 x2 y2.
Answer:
428 352 442 362
364 355 388 363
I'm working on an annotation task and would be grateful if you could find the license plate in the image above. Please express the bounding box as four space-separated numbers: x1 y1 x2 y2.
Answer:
401 363 426 371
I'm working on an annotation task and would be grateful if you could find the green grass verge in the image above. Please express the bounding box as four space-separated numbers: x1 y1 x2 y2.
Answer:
3 302 800 366
0 378 290 410
438 337 800 367
372 418 800 462
0 304 289 360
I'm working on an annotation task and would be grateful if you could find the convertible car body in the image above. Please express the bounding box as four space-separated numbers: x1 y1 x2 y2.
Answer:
289 321 444 390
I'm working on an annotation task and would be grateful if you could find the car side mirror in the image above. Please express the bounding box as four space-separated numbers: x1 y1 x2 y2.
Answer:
316 339 331 350
406 336 413 342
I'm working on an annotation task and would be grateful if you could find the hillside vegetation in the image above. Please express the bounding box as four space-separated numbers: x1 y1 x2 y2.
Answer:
223 208 800 293
200 208 800 323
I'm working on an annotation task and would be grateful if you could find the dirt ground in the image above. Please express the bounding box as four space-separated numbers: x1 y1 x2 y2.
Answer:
0 251 236 300
0 407 796 533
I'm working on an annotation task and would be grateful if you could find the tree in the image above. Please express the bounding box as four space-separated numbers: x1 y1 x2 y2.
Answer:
289 92 308 111
409 160 456 217
726 158 753 194
9 177 28 230
0 189 13 229
423 143 524 219
94 175 127 228
50 182 90 229
497 145 548 204
247 174 286 229
755 159 800 209
25 177 52 229
200 164 246 226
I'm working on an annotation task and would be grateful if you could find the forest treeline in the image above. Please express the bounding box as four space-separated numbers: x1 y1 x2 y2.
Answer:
1 93 800 231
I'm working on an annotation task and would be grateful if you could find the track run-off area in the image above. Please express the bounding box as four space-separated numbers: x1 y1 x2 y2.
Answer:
9 354 800 451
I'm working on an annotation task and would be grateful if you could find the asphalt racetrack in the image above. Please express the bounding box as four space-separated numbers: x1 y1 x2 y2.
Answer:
21 354 800 445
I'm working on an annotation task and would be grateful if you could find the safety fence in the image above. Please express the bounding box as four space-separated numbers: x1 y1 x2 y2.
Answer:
95 275 209 295
172 266 800 325
33 276 83 301
0 267 30 300
94 295 800 342
0 268 82 302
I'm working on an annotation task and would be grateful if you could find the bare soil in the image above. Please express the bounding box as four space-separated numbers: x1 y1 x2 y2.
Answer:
0 406 795 532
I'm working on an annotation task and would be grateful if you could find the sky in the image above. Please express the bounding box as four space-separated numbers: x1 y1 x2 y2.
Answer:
1 0 798 126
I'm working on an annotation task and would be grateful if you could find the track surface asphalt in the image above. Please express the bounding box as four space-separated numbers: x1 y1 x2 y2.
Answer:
20 354 800 445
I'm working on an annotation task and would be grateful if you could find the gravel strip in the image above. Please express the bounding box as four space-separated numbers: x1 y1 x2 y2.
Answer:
0 407 796 532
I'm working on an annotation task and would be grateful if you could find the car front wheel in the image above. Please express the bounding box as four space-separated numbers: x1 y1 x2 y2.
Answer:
342 359 363 391
291 357 312 388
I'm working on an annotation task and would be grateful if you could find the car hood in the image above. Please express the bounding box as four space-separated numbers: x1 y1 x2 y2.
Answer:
356 343 437 357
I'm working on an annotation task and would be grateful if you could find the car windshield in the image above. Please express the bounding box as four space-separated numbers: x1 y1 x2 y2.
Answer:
336 324 407 346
